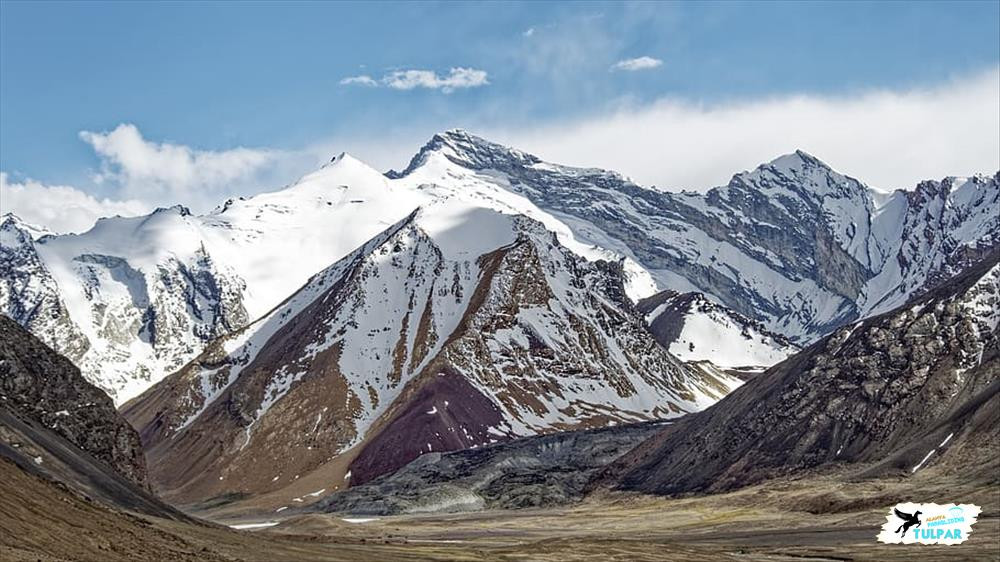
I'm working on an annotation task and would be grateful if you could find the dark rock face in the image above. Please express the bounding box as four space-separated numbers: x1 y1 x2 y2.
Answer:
602 252 1000 495
317 421 663 515
634 290 682 345
0 315 149 489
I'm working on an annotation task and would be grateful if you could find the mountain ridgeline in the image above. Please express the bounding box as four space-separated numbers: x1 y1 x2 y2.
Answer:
0 316 189 521
2 131 996 405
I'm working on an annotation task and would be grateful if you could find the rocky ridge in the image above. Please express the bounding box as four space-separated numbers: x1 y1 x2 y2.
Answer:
395 131 1000 343
637 289 798 368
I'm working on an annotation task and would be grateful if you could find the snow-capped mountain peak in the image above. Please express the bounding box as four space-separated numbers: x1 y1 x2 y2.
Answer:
1 214 34 247
765 148 828 172
387 129 537 178
2 130 996 405
1 212 56 241
124 200 741 502
734 148 870 203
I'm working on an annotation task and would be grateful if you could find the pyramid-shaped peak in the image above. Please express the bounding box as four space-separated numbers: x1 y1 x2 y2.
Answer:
765 149 832 173
731 149 871 200
307 150 386 183
1 211 23 226
329 151 361 164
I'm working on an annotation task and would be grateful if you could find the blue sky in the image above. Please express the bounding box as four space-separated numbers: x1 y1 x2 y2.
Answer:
1 1 998 232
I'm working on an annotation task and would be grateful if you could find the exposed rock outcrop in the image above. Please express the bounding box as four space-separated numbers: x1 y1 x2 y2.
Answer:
637 290 798 368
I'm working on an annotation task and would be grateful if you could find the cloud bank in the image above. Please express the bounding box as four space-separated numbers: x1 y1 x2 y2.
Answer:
2 67 996 235
79 124 280 203
0 172 150 234
2 124 315 234
489 67 1000 191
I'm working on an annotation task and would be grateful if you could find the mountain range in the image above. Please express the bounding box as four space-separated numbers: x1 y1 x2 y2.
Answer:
307 250 999 517
3 130 995 406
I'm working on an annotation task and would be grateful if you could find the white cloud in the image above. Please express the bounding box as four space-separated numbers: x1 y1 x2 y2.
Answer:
0 123 323 234
78 123 282 208
523 27 536 38
339 75 378 86
341 67 490 93
611 56 663 72
0 172 149 234
487 67 1000 191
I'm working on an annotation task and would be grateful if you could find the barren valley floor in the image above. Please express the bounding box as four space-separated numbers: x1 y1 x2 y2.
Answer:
4 457 996 562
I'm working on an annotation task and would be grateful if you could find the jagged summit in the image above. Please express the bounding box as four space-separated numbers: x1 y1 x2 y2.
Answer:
150 204 192 216
0 213 34 250
732 148 869 201
1 212 29 233
396 132 854 195
1 212 56 240
387 129 541 179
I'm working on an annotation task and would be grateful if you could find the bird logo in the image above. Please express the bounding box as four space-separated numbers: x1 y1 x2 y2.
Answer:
894 508 922 536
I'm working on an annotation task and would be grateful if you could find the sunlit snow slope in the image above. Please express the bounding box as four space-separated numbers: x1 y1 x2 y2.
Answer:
637 290 798 368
